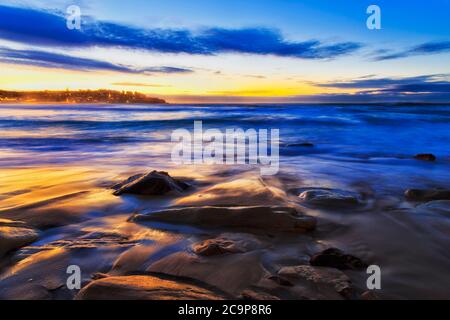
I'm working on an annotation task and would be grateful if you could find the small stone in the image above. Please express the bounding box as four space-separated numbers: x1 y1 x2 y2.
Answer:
414 153 436 161
298 188 362 208
112 170 189 196
310 248 367 270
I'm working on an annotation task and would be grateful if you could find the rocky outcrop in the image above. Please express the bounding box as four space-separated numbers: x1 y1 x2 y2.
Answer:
131 206 316 233
112 171 189 196
76 275 225 300
298 188 363 208
414 154 436 161
405 189 450 202
0 225 39 258
310 248 367 270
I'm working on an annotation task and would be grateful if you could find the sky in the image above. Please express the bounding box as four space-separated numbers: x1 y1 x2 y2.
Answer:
0 0 450 103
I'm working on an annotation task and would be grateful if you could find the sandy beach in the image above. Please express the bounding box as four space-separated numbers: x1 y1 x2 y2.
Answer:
0 104 449 300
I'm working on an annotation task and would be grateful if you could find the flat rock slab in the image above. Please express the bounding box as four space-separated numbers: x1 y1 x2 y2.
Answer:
405 189 450 202
297 188 363 208
76 275 225 300
310 248 368 270
0 226 39 258
278 265 353 299
113 170 189 196
131 206 316 233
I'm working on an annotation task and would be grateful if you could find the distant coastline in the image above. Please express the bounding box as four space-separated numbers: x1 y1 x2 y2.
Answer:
0 89 167 104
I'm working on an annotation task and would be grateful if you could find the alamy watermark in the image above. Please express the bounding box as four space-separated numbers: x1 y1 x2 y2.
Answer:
66 5 81 30
171 121 279 175
366 5 381 30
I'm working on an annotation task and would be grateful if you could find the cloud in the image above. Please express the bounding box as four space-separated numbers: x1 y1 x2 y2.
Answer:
315 74 448 89
0 5 362 59
0 46 193 74
374 41 450 60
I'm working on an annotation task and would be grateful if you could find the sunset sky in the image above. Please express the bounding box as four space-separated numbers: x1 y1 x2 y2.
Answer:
1 0 450 103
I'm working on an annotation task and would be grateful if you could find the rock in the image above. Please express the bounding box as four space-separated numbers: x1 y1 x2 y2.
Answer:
76 275 225 300
285 142 314 147
131 206 316 233
240 290 280 300
405 189 450 202
0 226 39 258
147 251 269 295
414 153 436 161
192 234 263 256
310 248 367 270
267 275 294 287
298 188 362 208
192 239 243 256
278 265 353 299
112 170 189 196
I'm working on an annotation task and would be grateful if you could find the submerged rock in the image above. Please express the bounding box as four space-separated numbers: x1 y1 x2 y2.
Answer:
131 206 316 233
405 189 450 202
76 275 225 300
310 248 367 270
278 265 353 299
298 188 362 208
192 239 244 256
192 234 263 256
0 226 39 258
414 153 436 161
112 170 189 196
174 177 288 207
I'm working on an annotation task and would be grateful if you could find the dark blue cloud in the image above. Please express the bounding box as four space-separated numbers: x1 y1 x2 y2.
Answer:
309 74 450 103
0 5 361 59
0 46 193 74
374 41 450 60
316 75 446 89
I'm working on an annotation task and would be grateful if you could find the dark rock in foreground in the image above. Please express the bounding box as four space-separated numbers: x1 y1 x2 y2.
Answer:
131 206 316 232
76 275 225 300
112 170 189 196
405 189 450 202
414 153 436 161
298 188 363 208
310 248 368 270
